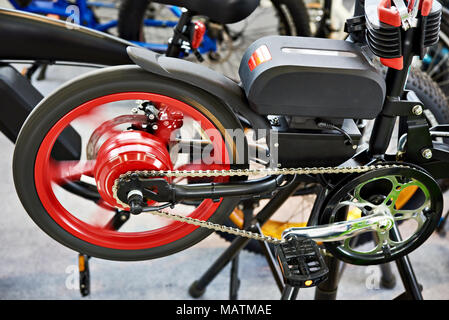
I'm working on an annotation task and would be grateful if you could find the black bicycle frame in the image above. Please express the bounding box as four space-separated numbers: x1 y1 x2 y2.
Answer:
0 8 133 66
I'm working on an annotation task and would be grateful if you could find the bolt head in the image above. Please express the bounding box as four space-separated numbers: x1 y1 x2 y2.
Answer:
152 124 159 130
131 107 139 114
422 148 433 159
379 219 391 230
412 105 423 116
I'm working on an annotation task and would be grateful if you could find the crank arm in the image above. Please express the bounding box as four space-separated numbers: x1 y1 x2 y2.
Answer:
281 212 395 243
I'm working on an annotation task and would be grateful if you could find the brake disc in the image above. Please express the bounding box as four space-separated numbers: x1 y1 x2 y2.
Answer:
319 163 443 265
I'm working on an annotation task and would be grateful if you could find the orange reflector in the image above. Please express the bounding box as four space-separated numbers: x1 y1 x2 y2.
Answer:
46 14 60 20
78 255 85 272
248 45 272 71
305 280 313 287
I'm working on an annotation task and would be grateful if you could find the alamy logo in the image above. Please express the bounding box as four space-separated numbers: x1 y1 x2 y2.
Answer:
365 266 381 290
65 264 78 290
65 5 80 30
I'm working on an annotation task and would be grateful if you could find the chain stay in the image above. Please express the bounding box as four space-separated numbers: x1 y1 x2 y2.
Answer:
112 164 407 244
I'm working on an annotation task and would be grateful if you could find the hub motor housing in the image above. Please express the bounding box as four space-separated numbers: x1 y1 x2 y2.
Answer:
94 130 172 209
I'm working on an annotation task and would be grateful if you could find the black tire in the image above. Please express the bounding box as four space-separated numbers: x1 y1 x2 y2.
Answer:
264 0 312 37
118 0 312 42
13 65 247 261
118 0 149 42
407 67 449 126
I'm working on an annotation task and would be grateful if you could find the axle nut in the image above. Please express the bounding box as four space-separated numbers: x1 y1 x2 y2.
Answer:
421 148 433 160
412 105 423 116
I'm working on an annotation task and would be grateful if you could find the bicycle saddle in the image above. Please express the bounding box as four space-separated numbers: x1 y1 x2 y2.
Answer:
152 0 260 24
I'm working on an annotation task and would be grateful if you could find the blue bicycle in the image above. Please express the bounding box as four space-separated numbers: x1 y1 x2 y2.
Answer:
9 0 311 79
10 0 177 51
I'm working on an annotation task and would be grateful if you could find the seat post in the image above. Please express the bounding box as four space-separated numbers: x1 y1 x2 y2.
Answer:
166 9 194 58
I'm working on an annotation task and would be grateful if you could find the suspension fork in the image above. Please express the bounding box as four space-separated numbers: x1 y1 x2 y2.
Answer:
368 28 417 156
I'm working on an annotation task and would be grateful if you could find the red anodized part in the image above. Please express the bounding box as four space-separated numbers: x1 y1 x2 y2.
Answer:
377 0 402 27
420 0 433 16
380 57 404 70
377 0 404 70
191 21 206 49
154 105 184 143
94 130 173 209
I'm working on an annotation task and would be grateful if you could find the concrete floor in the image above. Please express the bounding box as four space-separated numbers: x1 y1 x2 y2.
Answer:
1 2 449 301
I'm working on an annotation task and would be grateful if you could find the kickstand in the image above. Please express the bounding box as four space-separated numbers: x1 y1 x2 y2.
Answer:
76 210 130 297
390 225 423 300
36 64 48 81
229 255 240 300
229 200 258 300
280 285 300 300
281 284 299 300
22 61 48 81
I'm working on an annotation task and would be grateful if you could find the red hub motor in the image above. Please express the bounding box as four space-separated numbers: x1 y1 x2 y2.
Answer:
94 130 173 210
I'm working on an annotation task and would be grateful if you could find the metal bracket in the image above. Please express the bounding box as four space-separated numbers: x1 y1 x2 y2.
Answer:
392 0 420 30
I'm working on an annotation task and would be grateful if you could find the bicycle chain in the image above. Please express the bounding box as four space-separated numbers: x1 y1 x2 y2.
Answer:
112 164 405 244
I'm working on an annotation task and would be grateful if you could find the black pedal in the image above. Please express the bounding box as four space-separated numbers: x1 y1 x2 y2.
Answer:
275 236 328 288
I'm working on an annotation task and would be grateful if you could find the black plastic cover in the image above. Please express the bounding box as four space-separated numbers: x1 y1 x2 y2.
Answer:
0 8 133 66
239 36 386 119
0 65 81 160
275 119 361 167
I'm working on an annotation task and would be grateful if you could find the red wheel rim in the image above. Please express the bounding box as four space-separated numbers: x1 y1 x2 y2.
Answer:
34 92 230 250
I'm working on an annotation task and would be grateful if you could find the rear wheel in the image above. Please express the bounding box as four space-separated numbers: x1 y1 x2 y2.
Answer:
13 65 247 261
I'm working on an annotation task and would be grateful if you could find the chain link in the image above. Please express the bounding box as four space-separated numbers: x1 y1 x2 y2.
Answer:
112 164 405 244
